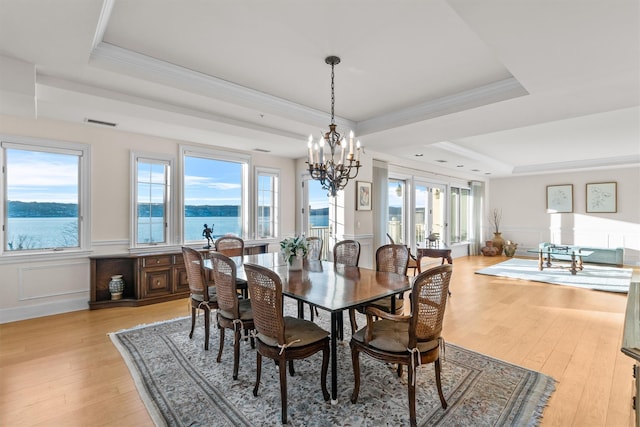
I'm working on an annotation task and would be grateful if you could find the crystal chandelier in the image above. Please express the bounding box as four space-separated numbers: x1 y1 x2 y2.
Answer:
306 56 362 197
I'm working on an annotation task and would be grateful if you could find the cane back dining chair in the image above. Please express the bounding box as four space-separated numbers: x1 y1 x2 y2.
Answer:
306 237 323 320
333 240 364 334
386 233 419 275
350 264 453 427
209 251 255 380
214 235 248 298
350 244 409 333
244 263 330 424
182 247 218 350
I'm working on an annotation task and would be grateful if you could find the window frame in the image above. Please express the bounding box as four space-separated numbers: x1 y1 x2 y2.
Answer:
130 152 174 248
180 145 250 243
255 167 280 240
0 135 91 258
450 185 471 244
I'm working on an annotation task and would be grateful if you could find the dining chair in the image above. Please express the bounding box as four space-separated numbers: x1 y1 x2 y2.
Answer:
214 235 245 256
182 247 218 350
306 236 323 260
209 251 255 380
386 233 418 276
244 263 330 424
306 236 323 320
214 235 248 298
350 264 453 427
350 244 409 333
333 240 364 334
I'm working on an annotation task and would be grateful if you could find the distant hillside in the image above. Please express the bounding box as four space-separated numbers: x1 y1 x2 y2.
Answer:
8 201 78 218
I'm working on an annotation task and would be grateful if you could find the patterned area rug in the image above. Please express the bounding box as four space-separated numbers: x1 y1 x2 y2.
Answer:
110 301 556 426
476 258 632 293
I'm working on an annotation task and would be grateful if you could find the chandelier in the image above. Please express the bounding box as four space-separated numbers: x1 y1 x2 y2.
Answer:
306 56 362 197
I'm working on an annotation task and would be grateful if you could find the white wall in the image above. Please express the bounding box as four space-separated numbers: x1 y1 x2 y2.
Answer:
0 115 297 323
489 166 640 266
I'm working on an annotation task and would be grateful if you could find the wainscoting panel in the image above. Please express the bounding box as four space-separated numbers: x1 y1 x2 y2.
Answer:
18 261 89 301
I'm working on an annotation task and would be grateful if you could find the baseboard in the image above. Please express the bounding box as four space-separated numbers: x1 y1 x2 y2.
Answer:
0 296 88 324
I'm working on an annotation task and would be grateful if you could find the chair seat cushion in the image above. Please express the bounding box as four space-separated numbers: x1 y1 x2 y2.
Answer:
191 286 217 302
257 316 328 348
352 319 439 353
218 298 253 321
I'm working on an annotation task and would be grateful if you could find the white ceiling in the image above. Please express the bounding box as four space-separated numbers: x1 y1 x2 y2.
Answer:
0 0 638 178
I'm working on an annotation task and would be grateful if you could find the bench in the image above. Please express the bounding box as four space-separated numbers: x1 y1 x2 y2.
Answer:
539 243 624 267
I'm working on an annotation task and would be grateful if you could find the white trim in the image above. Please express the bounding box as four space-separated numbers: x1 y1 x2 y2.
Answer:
0 297 88 324
255 167 280 240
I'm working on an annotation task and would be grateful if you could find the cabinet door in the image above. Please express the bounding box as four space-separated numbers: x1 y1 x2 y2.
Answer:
141 268 171 298
173 254 190 294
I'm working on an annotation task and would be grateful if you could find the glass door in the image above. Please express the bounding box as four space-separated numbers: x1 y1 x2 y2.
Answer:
302 176 330 260
414 181 447 247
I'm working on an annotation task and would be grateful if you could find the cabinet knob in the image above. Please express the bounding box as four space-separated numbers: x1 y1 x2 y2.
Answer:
156 280 161 286
156 259 160 264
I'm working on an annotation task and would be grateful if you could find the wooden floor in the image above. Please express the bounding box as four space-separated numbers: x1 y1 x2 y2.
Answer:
1 255 636 426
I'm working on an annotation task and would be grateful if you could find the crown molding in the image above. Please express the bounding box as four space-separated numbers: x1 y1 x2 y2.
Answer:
512 154 640 175
356 77 528 136
89 42 357 131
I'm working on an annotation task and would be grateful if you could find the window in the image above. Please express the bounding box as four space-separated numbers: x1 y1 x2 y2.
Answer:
133 155 171 246
1 137 90 253
182 148 248 243
387 178 406 244
256 168 279 238
450 187 470 243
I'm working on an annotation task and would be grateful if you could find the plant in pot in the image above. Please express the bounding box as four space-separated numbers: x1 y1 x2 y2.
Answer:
489 208 505 255
280 236 309 271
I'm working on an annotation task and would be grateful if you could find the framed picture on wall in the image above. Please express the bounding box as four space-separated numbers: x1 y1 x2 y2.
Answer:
356 181 372 211
586 182 617 213
546 184 573 213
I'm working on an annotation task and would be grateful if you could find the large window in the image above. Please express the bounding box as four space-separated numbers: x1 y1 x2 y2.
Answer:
182 149 248 242
1 138 89 253
387 178 406 244
133 155 171 246
256 168 279 239
450 186 470 243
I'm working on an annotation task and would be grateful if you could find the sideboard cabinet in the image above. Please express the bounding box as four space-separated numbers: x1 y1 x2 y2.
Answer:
622 279 640 426
89 243 268 309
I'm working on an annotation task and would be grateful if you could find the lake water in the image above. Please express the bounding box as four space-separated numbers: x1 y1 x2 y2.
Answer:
6 215 330 249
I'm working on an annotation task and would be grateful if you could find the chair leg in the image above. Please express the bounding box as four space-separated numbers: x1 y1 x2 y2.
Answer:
204 308 210 351
320 341 330 401
253 352 262 397
408 363 417 427
435 358 448 409
350 345 361 403
189 306 196 339
232 326 241 380
216 324 225 363
397 364 403 377
288 360 295 376
349 308 358 334
278 355 288 424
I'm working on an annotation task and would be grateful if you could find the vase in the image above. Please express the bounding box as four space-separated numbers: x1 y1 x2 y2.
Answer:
503 241 518 257
481 241 498 256
492 232 505 255
109 275 125 300
288 255 303 271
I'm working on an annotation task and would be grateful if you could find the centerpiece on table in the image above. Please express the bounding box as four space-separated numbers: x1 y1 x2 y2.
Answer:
280 236 309 271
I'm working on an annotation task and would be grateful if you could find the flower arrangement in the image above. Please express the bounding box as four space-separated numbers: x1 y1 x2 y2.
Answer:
280 236 309 264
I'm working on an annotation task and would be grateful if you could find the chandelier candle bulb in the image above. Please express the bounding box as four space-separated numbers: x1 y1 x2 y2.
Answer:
319 139 324 164
356 140 361 162
307 136 313 164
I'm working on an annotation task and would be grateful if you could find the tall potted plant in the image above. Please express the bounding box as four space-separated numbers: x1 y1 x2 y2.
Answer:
489 208 505 255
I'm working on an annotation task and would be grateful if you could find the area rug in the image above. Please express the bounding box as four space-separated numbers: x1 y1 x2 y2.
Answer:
476 257 632 293
110 301 556 427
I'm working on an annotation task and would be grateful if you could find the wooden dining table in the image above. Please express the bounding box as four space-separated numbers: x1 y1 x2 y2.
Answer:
204 252 411 403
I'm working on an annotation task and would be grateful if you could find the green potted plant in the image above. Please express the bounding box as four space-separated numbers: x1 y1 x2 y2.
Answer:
280 236 309 270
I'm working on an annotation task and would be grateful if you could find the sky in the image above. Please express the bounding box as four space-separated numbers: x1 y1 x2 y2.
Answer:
6 149 79 203
184 156 242 205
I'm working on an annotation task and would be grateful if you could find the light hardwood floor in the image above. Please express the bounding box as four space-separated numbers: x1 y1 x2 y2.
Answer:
1 255 636 426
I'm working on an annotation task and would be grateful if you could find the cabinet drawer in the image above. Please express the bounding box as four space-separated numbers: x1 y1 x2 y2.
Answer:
174 266 190 293
142 255 172 267
141 269 171 297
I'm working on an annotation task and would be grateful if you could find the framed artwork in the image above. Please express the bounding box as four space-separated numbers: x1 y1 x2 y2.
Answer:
546 184 573 213
586 182 617 213
356 181 372 211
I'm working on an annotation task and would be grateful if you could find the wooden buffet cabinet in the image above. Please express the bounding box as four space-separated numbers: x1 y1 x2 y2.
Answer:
89 243 268 309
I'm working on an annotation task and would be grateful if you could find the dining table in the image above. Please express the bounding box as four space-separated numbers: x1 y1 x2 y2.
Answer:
204 252 412 403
